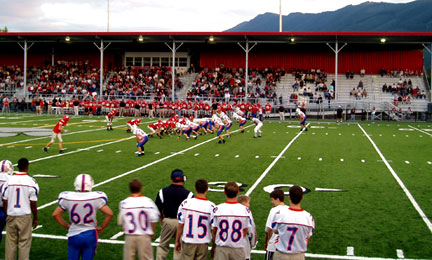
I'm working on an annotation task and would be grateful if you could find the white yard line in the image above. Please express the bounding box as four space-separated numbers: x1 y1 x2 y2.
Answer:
37 125 253 210
110 231 125 240
408 125 432 137
358 123 432 234
26 233 429 260
0 120 157 146
15 136 135 168
245 123 310 196
0 118 60 125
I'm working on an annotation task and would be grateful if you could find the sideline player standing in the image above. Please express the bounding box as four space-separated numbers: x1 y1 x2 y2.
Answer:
155 169 193 260
270 185 314 260
2 158 39 260
237 195 257 260
119 178 160 260
210 182 253 260
250 116 263 138
265 189 289 260
52 174 113 260
296 108 308 132
175 179 215 260
44 115 69 154
0 160 14 245
106 108 117 131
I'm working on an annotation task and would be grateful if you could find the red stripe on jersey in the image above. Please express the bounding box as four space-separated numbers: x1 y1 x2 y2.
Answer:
224 201 239 204
289 208 304 212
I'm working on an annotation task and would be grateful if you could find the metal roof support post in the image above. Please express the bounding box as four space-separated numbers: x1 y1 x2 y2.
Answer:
94 40 111 99
238 40 257 103
165 41 183 102
327 41 347 100
423 43 432 90
279 0 282 32
17 40 34 99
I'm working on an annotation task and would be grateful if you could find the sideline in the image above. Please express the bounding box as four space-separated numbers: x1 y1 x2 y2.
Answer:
358 123 432 233
408 125 432 137
37 125 254 210
245 123 310 196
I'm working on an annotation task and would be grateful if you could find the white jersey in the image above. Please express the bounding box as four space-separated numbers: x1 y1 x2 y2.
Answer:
265 205 289 252
0 173 10 208
251 117 262 126
212 115 224 126
58 191 108 237
2 172 39 216
133 127 148 137
222 114 231 124
271 207 314 254
193 118 207 124
177 197 216 244
119 195 160 236
211 202 252 248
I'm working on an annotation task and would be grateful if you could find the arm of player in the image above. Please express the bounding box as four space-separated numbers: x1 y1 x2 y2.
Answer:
175 223 184 253
2 199 7 217
210 227 217 259
151 222 158 239
96 205 114 234
52 206 70 230
265 228 274 251
30 200 38 229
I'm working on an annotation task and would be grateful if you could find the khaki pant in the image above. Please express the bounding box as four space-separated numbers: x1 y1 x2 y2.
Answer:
123 234 153 260
5 214 33 260
214 246 244 260
279 112 285 120
180 242 208 260
274 251 305 260
156 218 180 260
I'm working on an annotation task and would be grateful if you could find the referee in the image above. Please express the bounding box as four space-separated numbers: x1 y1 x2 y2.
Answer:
155 169 193 260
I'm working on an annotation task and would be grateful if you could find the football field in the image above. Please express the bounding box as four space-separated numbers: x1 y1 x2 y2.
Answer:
0 114 431 260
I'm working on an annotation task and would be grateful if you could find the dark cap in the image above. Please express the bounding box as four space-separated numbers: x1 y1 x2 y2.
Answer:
171 169 185 183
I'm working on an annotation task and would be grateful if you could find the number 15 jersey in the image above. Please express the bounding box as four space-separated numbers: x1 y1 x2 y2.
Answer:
58 191 108 237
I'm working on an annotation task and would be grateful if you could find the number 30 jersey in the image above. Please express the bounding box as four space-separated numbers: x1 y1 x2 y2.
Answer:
211 202 252 248
119 195 160 236
177 197 216 244
58 191 108 237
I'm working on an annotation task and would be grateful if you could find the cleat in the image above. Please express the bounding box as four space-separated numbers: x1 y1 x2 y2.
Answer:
305 128 308 131
259 135 262 138
159 136 162 139
194 135 198 140
59 150 64 154
126 129 131 133
218 140 222 144
253 136 257 138
222 139 225 143
43 147 48 153
241 130 244 133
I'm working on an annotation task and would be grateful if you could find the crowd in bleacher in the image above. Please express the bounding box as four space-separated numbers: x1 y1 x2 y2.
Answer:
0 65 25 90
290 68 334 102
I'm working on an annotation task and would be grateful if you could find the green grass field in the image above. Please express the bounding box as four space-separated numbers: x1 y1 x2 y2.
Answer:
0 114 431 259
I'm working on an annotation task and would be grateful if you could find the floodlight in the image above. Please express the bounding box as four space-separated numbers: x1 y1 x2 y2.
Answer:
209 36 215 42
138 35 144 42
65 36 71 42
380 38 386 43
290 38 295 42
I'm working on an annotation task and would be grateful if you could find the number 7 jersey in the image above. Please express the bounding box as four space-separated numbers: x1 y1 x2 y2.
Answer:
58 191 108 237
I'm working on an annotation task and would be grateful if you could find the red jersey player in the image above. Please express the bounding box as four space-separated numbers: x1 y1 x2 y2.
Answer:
44 115 70 154
106 109 117 131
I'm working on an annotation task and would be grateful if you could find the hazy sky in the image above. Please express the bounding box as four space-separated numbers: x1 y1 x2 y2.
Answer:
0 0 415 32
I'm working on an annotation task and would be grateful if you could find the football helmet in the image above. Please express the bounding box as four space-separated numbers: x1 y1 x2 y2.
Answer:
0 160 14 175
63 115 70 122
136 119 141 125
74 173 94 192
296 108 301 114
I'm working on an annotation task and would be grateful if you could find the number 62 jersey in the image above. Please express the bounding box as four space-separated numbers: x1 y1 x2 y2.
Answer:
58 191 108 237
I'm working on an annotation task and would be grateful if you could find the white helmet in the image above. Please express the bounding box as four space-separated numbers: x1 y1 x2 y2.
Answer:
296 108 301 114
74 174 94 192
0 160 14 175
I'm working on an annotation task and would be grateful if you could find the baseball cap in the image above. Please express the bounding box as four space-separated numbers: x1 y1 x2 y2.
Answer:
171 169 185 183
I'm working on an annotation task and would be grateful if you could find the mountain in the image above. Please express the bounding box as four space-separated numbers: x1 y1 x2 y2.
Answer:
227 0 432 32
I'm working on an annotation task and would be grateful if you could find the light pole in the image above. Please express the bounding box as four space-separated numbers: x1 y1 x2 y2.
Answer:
279 0 282 32
107 0 110 32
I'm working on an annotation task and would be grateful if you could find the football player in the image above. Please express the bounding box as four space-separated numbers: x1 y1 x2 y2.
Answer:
106 108 117 131
134 127 149 157
297 108 308 132
232 112 247 133
249 116 263 138
44 115 69 154
126 118 141 133
52 174 113 260
212 114 225 144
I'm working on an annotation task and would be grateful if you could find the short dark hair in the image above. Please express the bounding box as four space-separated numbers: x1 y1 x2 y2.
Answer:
224 182 239 198
129 178 142 194
270 189 285 202
195 178 208 194
289 185 303 204
237 195 250 204
18 158 29 171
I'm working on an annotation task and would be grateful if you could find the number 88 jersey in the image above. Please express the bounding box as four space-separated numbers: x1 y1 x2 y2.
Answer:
58 191 108 237
211 202 252 248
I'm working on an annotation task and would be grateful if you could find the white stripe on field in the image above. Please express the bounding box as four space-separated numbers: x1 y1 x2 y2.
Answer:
38 125 253 210
408 125 432 137
347 247 354 256
17 136 135 168
246 123 310 196
358 123 432 233
110 231 124 240
397 249 404 259
0 119 157 146
25 233 428 260
0 117 60 125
